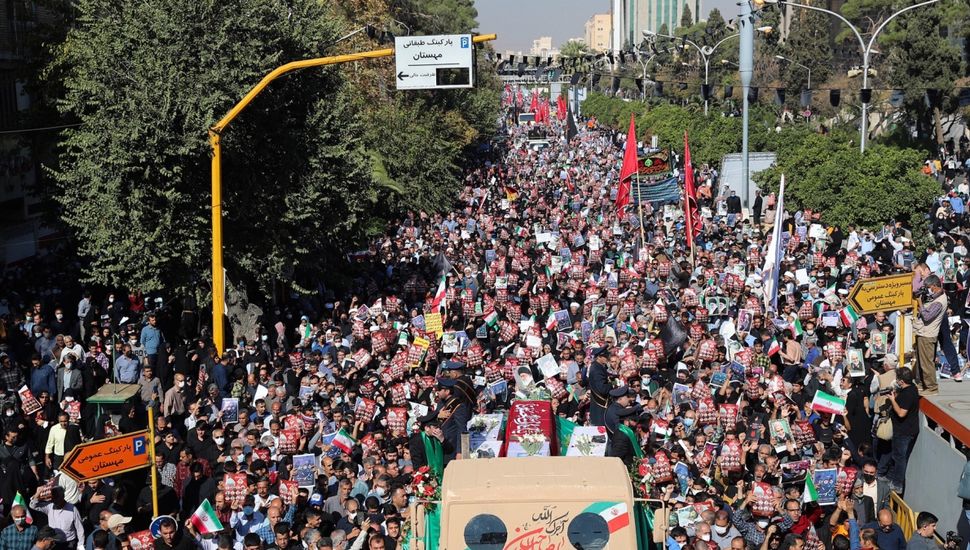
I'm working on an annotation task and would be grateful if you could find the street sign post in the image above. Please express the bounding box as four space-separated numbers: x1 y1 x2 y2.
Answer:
395 34 474 90
847 272 914 315
61 430 151 482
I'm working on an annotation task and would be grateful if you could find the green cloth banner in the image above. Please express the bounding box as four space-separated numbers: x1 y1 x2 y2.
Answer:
555 416 577 456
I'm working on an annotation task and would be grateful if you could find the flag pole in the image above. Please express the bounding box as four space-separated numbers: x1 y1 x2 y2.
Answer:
636 171 646 246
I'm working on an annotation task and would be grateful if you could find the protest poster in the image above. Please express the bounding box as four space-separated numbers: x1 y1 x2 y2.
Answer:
424 312 443 337
278 429 300 454
279 479 299 505
223 472 248 506
386 407 408 434
535 353 560 380
129 531 154 550
299 386 315 401
292 454 316 487
813 468 838 505
554 309 571 331
836 466 858 496
65 400 81 424
17 385 41 415
751 482 775 517
220 398 239 424
720 438 742 472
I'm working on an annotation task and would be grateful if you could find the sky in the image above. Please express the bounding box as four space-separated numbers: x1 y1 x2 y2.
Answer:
474 0 735 53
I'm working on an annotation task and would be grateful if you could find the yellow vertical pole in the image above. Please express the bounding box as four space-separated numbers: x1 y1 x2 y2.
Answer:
148 407 159 518
210 130 225 355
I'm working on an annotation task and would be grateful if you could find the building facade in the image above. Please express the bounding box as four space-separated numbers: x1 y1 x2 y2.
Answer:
612 0 704 50
584 13 612 52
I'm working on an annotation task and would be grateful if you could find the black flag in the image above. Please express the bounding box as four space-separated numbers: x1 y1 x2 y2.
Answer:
566 104 579 142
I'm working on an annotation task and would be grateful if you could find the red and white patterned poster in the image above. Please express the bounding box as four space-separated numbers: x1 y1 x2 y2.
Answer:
223 473 248 506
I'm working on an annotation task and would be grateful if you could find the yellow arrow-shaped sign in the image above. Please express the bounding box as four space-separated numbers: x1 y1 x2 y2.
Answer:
847 273 915 315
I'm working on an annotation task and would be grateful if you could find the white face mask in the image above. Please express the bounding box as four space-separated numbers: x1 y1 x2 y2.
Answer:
348 512 357 521
214 437 225 445
4 411 13 417
700 534 711 541
56 314 63 320
109 297 115 303
13 518 25 526
757 520 770 529
714 525 730 535
177 381 185 388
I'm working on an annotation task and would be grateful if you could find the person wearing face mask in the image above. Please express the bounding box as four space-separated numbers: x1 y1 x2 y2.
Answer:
56 354 83 403
230 496 266 544
711 511 742 549
0 504 36 550
858 460 890 512
732 482 795 547
163 373 190 429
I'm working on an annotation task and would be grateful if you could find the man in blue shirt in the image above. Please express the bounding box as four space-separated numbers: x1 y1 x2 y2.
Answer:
29 354 56 398
114 345 140 384
862 509 907 550
139 313 164 364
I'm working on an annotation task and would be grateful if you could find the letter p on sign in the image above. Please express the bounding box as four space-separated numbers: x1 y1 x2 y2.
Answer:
133 436 147 455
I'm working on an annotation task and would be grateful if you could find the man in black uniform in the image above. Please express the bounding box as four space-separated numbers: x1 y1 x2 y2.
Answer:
607 405 643 466
408 413 454 471
433 377 471 466
583 347 611 426
605 386 635 443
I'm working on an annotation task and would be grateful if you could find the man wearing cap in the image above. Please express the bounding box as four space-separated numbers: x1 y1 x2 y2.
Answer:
409 413 453 476
583 347 611 426
912 274 946 395
432 377 471 464
604 386 634 441
607 405 642 466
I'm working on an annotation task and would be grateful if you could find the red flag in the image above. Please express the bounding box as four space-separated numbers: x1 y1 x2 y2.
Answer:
530 91 539 114
516 88 523 107
556 96 567 120
542 99 551 123
683 131 702 251
615 113 637 216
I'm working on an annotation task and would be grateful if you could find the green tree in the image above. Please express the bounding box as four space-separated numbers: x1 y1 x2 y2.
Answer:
391 0 479 34
49 0 372 294
560 40 592 58
680 3 694 28
780 7 832 92
755 136 937 232
881 5 960 146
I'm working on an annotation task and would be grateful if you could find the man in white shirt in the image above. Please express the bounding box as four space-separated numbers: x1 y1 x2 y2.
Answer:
31 486 85 550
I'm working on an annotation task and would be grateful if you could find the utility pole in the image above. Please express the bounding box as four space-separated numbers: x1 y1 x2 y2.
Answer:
739 0 754 210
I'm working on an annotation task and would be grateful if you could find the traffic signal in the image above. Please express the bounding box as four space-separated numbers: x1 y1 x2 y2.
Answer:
724 85 734 99
830 89 841 107
860 88 872 103
701 84 712 100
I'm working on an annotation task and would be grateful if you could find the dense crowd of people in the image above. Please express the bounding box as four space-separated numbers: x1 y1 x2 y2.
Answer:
0 97 963 550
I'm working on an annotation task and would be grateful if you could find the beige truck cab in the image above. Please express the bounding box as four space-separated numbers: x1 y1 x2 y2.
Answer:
408 456 651 549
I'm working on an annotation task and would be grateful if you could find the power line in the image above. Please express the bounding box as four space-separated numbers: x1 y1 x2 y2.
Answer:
0 122 83 135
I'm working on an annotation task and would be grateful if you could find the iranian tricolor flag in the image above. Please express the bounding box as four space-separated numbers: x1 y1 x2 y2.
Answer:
791 319 804 338
811 390 846 415
583 501 630 534
332 428 357 455
430 275 447 312
840 305 860 327
13 492 31 524
189 499 224 535
545 310 558 331
803 474 818 503
766 338 781 357
484 308 499 328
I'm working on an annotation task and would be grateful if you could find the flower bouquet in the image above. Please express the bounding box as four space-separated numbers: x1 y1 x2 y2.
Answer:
572 433 594 456
518 432 548 456
409 466 441 511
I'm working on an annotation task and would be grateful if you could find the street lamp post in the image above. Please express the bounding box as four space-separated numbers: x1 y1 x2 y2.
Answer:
208 34 497 353
761 0 940 153
775 54 810 90
643 30 741 117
